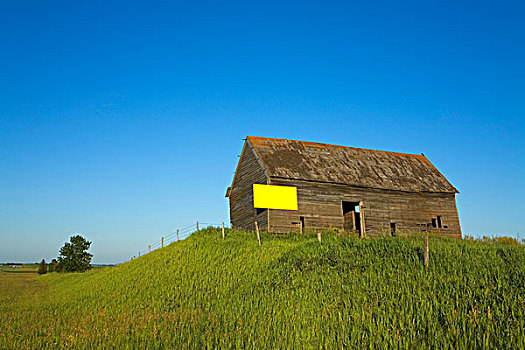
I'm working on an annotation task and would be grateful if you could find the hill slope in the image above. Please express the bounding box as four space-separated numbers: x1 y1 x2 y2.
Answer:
2 228 525 349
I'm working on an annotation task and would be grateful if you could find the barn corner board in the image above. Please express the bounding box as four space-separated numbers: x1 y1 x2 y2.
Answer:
226 136 461 238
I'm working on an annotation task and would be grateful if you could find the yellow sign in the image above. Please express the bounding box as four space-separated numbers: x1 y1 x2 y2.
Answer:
253 184 298 210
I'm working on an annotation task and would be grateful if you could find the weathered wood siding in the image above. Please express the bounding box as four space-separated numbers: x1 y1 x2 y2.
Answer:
268 178 461 237
228 141 269 231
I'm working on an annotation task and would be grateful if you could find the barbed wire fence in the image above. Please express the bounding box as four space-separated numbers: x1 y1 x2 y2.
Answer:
130 221 230 261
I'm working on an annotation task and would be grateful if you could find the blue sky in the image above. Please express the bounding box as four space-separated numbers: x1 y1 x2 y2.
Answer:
1 1 523 263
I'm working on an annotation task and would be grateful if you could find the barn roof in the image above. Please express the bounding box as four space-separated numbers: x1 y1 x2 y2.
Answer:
247 136 459 194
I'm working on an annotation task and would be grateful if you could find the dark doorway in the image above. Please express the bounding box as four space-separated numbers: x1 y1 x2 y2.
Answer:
342 201 361 235
390 222 396 236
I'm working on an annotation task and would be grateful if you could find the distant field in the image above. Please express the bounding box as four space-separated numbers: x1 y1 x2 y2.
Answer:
1 228 524 349
0 265 38 273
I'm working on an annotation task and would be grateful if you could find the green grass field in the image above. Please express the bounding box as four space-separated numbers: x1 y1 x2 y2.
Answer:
1 228 524 349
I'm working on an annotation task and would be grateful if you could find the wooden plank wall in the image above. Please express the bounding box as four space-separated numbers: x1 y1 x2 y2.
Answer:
228 142 269 231
268 178 461 237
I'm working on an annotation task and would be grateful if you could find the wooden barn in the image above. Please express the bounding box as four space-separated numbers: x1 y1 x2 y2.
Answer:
226 136 461 237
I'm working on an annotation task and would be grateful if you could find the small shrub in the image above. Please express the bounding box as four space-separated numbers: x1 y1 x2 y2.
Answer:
48 259 57 273
37 259 47 275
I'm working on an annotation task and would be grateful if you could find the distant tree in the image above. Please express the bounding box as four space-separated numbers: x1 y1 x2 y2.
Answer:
57 235 93 272
48 258 58 272
37 259 47 275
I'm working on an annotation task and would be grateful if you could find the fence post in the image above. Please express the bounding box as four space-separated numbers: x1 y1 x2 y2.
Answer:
317 231 321 243
161 237 164 248
196 221 199 232
222 222 225 239
255 221 261 246
177 229 179 242
148 245 151 253
424 235 429 267
138 251 140 257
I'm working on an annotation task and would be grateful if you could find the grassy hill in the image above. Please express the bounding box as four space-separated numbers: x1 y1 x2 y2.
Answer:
1 228 524 349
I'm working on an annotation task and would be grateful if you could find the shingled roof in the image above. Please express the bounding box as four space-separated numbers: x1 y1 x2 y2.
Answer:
247 136 458 194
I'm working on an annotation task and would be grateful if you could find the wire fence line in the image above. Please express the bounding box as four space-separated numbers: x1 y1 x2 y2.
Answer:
128 223 525 262
132 221 230 261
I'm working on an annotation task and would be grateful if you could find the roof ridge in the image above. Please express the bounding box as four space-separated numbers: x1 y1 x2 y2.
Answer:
246 136 425 159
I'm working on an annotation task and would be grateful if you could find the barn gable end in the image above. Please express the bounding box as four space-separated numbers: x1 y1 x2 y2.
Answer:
227 140 269 231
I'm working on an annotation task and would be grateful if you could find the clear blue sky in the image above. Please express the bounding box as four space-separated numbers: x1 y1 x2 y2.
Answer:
1 1 523 264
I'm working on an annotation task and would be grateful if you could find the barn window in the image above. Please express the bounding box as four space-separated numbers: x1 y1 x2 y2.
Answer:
437 216 442 228
390 223 396 236
255 208 267 215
